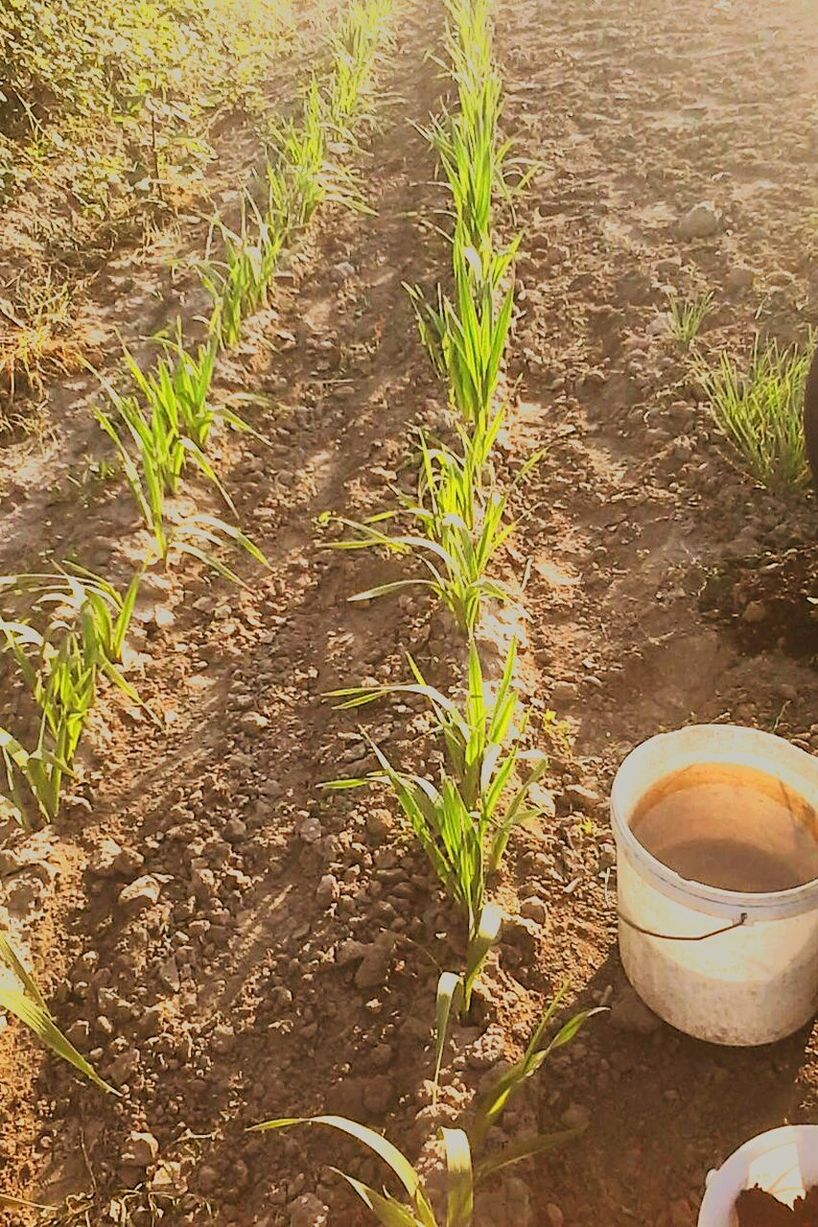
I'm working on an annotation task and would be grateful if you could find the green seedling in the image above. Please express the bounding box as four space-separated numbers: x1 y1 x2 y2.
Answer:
0 929 114 1094
327 0 393 133
95 359 237 560
407 235 519 436
331 429 536 632
327 638 547 917
0 567 141 823
200 191 288 349
251 990 600 1226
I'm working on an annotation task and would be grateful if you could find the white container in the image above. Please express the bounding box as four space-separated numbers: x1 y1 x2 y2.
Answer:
698 1125 818 1226
611 724 818 1046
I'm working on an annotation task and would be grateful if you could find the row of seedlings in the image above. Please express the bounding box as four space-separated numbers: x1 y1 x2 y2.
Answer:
255 2 598 1223
0 0 398 1103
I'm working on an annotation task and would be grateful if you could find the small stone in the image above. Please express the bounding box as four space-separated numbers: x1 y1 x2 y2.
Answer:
123 1131 159 1168
529 784 557 819
212 1023 235 1055
240 711 269 734
366 808 393 837
560 1103 591 1129
139 1006 163 1038
519 896 548 926
362 1074 393 1114
679 202 720 240
546 1204 565 1227
336 939 368 966
224 818 247 843
467 1026 505 1070
316 874 339 906
150 1160 187 1197
108 1048 140 1087
298 816 323 844
118 875 161 916
289 1193 329 1227
153 605 175 630
742 600 767 624
91 838 126 877
158 955 181 993
726 265 754 292
610 985 662 1035
197 1165 219 1194
355 944 391 989
564 783 602 811
66 1020 90 1046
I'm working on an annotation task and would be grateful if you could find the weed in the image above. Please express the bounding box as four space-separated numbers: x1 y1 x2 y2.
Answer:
666 290 713 347
0 273 87 402
701 336 813 492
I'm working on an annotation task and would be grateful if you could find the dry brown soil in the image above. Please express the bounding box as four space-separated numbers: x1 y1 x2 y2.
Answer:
1 0 818 1225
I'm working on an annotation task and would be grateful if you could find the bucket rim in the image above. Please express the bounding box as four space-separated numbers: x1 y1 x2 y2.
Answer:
611 724 818 919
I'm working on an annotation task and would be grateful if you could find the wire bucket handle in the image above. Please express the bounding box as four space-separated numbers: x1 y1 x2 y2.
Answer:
618 910 749 942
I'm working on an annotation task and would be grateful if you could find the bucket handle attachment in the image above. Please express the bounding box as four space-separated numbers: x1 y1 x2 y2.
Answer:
618 910 748 942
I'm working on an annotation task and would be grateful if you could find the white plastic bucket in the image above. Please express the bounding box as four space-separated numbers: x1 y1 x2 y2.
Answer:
611 724 818 1045
698 1125 818 1225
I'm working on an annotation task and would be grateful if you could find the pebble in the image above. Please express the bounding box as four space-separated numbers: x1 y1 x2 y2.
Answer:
108 1048 140 1087
118 875 161 916
546 1205 565 1227
123 1131 159 1167
679 202 720 239
212 1024 235 1055
91 839 145 878
726 264 754 292
316 874 339 906
742 600 767 624
362 1074 393 1113
289 1193 329 1227
564 783 602 811
561 1102 591 1129
298 816 323 844
354 943 391 989
520 896 548 926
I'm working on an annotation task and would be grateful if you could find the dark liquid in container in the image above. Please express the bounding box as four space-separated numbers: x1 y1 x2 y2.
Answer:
630 762 818 893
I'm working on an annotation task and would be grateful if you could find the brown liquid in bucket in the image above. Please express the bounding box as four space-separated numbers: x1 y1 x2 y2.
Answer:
631 762 818 893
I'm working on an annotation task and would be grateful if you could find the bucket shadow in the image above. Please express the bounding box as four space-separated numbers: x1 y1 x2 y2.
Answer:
534 945 818 1226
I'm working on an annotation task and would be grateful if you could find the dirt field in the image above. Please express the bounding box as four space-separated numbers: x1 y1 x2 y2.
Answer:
1 0 818 1223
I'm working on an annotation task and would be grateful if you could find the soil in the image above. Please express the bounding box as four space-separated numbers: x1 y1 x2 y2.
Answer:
736 1186 818 1227
0 0 817 1225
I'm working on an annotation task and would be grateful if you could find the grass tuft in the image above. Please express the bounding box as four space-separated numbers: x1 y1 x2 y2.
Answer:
702 336 813 493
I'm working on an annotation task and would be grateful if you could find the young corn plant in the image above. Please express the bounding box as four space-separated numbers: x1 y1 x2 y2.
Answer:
407 235 519 437
0 567 141 824
148 324 263 452
94 363 253 564
0 928 114 1094
200 191 288 349
326 0 393 134
251 992 601 1227
330 430 535 632
701 336 814 493
327 638 547 1009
